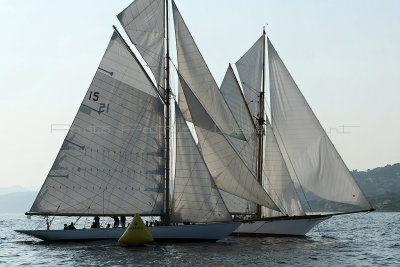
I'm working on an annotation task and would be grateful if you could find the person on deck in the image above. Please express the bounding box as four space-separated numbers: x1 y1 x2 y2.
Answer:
112 216 119 228
120 216 126 228
64 224 68 230
68 222 76 230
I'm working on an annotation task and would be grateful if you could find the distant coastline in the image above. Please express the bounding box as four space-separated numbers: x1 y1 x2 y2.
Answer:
1 163 399 213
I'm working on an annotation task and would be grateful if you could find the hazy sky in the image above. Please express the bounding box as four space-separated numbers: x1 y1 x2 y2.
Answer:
1 0 399 188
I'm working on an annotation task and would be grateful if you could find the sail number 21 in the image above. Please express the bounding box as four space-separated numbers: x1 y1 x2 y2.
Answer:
89 91 109 114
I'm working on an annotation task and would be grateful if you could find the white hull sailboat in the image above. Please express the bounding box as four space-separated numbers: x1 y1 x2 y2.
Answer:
232 215 329 237
16 222 239 242
16 0 255 242
217 29 373 236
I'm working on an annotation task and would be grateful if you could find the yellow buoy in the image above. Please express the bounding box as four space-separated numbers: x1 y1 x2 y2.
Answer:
118 214 154 245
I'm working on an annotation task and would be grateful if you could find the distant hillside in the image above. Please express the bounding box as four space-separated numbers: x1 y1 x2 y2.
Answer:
0 192 37 213
1 163 399 213
305 163 400 212
352 163 400 197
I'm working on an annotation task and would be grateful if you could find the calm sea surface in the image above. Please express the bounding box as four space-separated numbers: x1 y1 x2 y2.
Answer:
0 212 399 266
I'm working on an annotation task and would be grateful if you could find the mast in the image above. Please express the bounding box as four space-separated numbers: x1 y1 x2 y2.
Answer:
256 27 266 218
164 0 171 225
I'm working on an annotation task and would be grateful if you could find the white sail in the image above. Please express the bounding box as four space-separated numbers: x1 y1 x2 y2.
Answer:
30 32 165 215
172 1 244 139
262 118 305 217
171 106 231 223
220 190 256 214
178 75 279 211
268 38 372 209
235 36 264 121
220 65 258 175
118 0 165 91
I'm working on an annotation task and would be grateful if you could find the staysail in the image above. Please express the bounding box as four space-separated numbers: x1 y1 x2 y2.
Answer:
220 65 258 176
235 36 264 121
262 118 305 217
172 1 244 139
178 74 279 210
268 38 372 209
29 32 165 216
118 0 165 92
171 106 231 223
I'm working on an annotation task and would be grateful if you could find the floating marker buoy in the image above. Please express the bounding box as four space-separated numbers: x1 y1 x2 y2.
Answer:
118 213 153 245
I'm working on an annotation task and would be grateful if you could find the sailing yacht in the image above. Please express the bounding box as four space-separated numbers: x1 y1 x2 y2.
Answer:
218 30 374 236
14 0 269 242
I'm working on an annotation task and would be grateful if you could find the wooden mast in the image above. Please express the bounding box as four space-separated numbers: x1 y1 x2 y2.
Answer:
256 27 266 218
164 0 171 225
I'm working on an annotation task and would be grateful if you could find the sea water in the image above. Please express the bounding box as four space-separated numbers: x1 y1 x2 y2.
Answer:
1 212 399 266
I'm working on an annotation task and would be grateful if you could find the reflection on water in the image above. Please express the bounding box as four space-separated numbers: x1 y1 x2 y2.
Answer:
1 213 399 266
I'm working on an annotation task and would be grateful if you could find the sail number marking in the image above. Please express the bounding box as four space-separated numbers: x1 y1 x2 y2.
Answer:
88 91 110 114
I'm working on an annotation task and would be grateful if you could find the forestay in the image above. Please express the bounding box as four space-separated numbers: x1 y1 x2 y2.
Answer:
268 38 372 209
30 32 165 215
118 0 165 93
235 36 264 122
262 118 305 217
220 65 258 176
172 1 244 139
171 106 231 223
178 74 279 210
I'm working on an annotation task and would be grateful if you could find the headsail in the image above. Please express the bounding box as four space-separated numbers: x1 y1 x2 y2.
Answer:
220 190 256 215
268 38 372 209
262 118 305 217
118 0 165 93
235 36 264 121
178 74 279 210
171 106 231 223
29 32 165 216
220 65 258 175
172 1 244 139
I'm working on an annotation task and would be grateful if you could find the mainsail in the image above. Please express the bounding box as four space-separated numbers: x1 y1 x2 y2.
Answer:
30 32 165 216
118 0 165 93
171 106 231 223
235 36 264 121
268 38 372 209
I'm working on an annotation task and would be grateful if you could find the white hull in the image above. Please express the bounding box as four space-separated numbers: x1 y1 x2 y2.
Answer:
232 215 330 237
15 222 240 242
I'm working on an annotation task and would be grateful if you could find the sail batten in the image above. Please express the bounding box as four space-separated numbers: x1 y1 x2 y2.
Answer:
268 38 372 209
30 32 165 215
